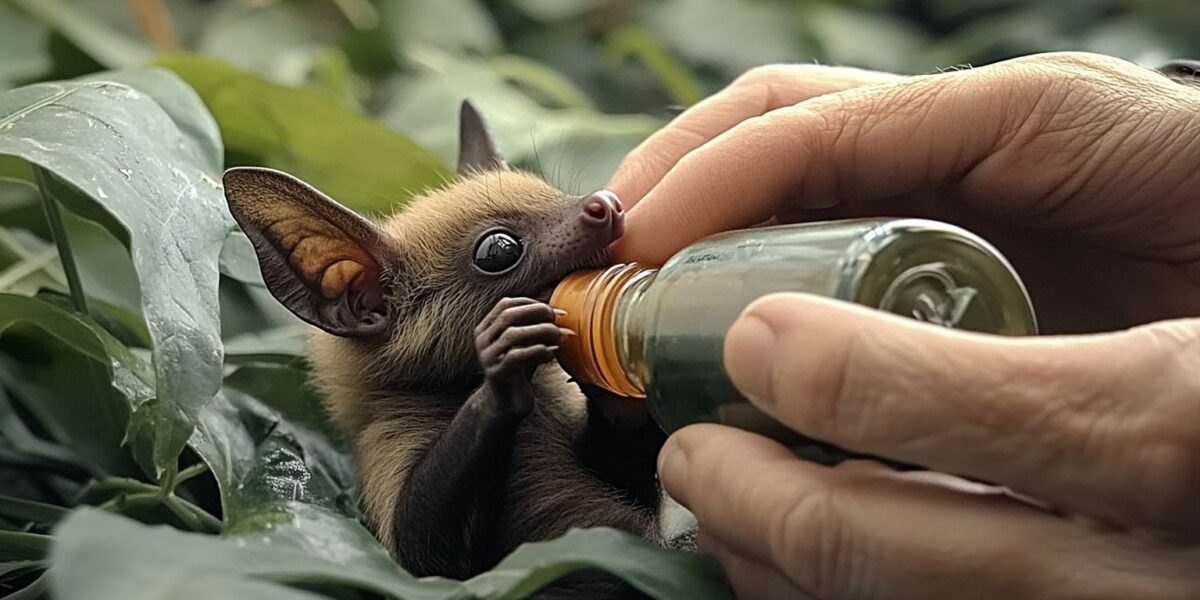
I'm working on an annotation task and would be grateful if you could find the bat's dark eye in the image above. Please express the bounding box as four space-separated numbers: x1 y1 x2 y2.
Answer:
473 230 524 274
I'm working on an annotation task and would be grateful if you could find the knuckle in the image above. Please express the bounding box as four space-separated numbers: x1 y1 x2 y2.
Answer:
1019 51 1133 77
496 297 526 310
771 485 849 598
1136 325 1200 527
1091 323 1200 530
532 322 561 339
731 64 791 90
496 327 521 348
1138 436 1200 530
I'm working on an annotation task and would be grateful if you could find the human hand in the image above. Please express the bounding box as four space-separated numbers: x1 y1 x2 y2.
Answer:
608 52 1200 334
606 52 1200 598
657 293 1200 598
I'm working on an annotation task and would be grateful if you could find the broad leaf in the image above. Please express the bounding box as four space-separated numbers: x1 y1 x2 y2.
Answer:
51 508 459 600
0 496 69 528
0 69 230 480
0 294 153 477
193 1 344 88
0 532 50 562
223 327 308 364
644 0 811 76
0 3 51 90
51 507 730 600
383 0 502 56
378 48 659 194
466 528 731 599
799 4 933 74
153 53 451 216
8 0 151 69
188 381 357 529
0 384 91 482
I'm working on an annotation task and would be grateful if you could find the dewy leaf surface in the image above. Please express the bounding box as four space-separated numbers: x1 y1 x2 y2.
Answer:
51 507 462 600
0 69 230 479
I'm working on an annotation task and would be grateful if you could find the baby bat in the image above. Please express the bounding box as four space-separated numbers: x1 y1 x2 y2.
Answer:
222 100 696 599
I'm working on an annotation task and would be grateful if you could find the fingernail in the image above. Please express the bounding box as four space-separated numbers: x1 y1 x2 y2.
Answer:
558 327 577 337
553 308 568 316
657 438 690 503
724 311 777 405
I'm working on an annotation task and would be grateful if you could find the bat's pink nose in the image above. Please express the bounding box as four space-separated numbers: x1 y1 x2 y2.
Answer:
581 190 624 241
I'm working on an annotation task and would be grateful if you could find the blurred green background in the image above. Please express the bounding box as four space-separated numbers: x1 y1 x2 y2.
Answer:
3 0 1198 197
1 2 1198 597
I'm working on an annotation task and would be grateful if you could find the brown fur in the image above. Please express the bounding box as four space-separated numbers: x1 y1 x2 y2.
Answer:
304 168 661 558
223 103 693 595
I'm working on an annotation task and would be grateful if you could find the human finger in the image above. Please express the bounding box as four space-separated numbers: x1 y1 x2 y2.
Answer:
613 52 1200 265
607 64 903 208
659 424 1200 599
721 292 1200 536
695 530 815 600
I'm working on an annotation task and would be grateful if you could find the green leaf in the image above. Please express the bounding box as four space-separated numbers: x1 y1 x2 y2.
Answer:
467 528 731 599
310 48 361 111
378 48 659 193
188 383 356 529
644 0 810 77
511 0 599 22
8 0 152 69
193 1 344 88
0 383 92 482
0 294 153 477
0 532 50 562
383 0 502 56
0 3 51 90
0 67 235 480
0 496 68 528
603 27 703 106
218 230 266 288
50 507 457 600
51 505 728 600
153 53 451 216
799 4 933 74
222 327 307 364
0 561 43 578
487 54 596 110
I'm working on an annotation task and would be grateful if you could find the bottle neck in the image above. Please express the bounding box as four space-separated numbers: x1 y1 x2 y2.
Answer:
548 263 657 398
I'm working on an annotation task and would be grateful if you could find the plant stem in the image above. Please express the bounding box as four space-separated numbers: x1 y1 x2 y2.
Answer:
73 477 156 504
33 167 88 316
163 496 222 532
96 490 222 533
0 248 60 292
173 462 210 487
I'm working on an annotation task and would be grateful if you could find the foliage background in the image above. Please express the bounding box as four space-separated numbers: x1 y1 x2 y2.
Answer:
0 1 1197 599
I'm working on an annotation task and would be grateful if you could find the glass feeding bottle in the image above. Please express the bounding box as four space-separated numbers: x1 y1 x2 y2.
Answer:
549 218 1038 466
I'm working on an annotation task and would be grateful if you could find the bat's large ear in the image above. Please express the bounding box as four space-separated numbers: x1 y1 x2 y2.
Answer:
222 167 395 337
457 99 509 174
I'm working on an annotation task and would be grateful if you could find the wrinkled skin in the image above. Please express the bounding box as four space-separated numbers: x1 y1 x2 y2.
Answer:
607 51 1200 599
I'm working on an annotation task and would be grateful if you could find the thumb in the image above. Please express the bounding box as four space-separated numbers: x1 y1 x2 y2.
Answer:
721 292 1200 536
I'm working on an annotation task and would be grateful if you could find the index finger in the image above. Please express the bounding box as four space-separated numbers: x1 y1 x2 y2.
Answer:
610 64 1009 264
607 64 902 209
